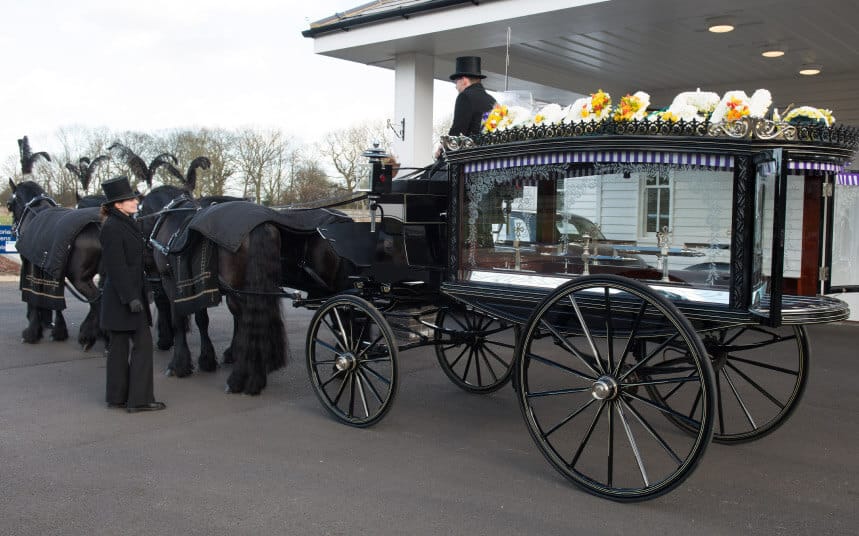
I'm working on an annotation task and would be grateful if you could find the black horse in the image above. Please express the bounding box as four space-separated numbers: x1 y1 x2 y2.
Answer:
138 185 289 394
7 179 102 349
138 183 355 395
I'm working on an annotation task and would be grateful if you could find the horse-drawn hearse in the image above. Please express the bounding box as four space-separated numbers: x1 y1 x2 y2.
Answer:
291 109 858 501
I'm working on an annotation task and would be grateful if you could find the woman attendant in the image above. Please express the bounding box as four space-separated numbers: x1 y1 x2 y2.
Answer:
99 176 165 413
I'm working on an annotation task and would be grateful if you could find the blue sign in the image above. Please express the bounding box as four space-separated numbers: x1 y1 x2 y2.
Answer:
0 225 15 254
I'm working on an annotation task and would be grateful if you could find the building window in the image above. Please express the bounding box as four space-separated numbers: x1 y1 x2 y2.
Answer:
642 171 671 235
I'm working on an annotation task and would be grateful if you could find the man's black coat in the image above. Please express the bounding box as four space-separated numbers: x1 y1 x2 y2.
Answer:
448 83 497 137
99 207 151 331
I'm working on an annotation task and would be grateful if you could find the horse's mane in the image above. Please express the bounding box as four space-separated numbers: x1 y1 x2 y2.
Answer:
14 180 46 199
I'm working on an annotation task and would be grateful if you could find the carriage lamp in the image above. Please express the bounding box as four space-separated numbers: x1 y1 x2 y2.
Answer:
361 142 392 232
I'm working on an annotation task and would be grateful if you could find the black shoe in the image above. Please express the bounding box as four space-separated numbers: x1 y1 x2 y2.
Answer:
126 401 166 413
107 402 126 409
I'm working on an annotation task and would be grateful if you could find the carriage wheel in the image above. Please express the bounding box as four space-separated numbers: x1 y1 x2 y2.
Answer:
515 275 715 501
306 295 399 427
434 306 519 394
646 324 809 443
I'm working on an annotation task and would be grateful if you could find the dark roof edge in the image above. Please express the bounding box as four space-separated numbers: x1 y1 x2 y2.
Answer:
302 0 482 38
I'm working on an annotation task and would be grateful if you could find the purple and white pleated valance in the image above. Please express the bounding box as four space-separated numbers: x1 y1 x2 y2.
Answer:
837 172 859 186
786 161 842 173
462 150 846 176
463 151 735 174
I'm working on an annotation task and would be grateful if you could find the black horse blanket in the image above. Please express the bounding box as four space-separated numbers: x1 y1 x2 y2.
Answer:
16 207 101 310
189 201 351 252
166 202 351 316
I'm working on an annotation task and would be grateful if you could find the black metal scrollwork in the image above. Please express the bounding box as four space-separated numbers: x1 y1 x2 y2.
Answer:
470 118 859 151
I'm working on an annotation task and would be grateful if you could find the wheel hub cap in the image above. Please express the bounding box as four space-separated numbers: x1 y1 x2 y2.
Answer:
592 376 619 400
335 353 357 372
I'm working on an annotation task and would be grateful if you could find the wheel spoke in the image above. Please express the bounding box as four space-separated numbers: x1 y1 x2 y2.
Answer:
567 293 606 375
725 361 786 409
618 332 681 381
484 339 516 350
312 338 343 356
321 316 348 354
332 371 350 406
356 368 385 404
320 370 344 389
622 391 703 429
446 345 470 369
476 346 500 383
527 386 593 398
331 308 353 353
604 287 615 373
544 399 596 437
607 398 615 487
620 398 683 465
362 362 392 386
481 343 509 373
526 351 597 382
354 371 370 418
613 300 648 376
726 354 798 376
537 319 602 377
355 333 387 360
569 401 607 468
721 367 757 429
617 401 650 487
622 375 701 388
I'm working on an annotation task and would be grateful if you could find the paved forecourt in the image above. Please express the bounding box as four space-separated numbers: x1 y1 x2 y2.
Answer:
0 280 857 535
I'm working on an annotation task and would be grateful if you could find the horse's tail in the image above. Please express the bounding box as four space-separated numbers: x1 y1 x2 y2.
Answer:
234 223 285 373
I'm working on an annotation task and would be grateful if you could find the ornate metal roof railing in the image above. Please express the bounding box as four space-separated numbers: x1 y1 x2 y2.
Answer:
442 117 859 153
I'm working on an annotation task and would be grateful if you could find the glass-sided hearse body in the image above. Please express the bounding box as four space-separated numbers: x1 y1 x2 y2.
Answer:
306 117 858 502
441 121 856 328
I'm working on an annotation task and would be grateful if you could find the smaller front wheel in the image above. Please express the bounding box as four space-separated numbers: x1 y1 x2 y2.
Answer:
434 306 519 393
306 295 398 427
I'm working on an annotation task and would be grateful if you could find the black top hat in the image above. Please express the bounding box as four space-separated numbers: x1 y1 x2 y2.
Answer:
101 175 139 204
450 56 486 80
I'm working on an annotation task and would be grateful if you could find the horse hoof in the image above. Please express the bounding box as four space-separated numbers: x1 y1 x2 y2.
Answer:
164 368 175 377
82 342 94 352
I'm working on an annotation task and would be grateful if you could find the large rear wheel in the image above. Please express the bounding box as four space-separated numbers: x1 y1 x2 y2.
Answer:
306 295 398 427
646 324 809 443
515 275 715 501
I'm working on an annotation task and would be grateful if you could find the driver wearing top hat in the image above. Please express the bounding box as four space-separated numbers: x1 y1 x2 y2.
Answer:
448 56 497 137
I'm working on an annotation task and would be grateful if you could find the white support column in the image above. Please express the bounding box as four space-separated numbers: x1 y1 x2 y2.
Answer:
393 52 434 168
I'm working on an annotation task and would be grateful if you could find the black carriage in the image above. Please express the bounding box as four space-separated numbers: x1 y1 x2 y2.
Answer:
298 118 858 501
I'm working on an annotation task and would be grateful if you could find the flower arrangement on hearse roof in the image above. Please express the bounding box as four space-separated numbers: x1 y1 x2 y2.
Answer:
479 87 838 137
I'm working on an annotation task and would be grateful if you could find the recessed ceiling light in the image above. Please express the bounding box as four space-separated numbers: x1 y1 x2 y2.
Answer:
761 49 785 58
707 17 735 33
799 64 822 76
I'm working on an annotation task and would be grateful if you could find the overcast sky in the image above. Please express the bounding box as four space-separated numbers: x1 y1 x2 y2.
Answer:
0 0 457 170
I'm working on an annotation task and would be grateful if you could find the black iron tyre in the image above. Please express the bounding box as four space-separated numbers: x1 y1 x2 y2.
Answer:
306 295 398 427
646 324 809 443
434 306 519 393
515 275 715 502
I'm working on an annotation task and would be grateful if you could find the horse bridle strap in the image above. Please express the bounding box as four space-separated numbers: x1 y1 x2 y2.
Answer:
148 194 199 255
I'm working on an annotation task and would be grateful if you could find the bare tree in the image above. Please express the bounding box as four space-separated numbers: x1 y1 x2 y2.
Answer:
234 128 290 204
164 128 236 196
318 121 391 194
287 160 343 204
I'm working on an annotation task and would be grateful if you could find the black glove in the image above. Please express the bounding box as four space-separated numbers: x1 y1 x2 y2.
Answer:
128 299 144 313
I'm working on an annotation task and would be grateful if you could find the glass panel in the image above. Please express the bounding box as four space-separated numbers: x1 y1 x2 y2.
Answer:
751 166 770 309
463 167 735 296
832 183 859 287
